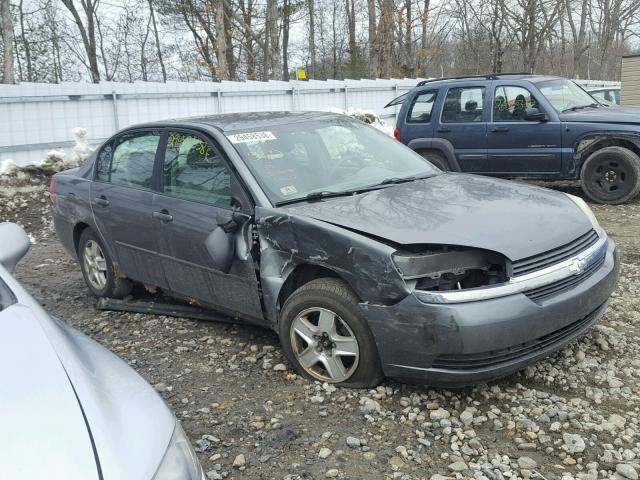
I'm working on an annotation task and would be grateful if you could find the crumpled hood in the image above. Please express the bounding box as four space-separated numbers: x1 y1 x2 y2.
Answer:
283 173 593 261
0 304 99 480
560 106 640 125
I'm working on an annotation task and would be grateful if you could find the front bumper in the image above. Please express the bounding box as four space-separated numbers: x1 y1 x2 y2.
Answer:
362 238 619 387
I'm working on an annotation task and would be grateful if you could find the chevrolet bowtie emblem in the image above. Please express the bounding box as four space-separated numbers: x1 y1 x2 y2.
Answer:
569 258 587 275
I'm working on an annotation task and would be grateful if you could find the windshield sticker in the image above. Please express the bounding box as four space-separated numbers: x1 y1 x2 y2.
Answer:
227 131 277 144
279 185 298 196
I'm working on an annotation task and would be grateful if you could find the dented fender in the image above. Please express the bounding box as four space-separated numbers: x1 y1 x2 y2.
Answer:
255 206 410 325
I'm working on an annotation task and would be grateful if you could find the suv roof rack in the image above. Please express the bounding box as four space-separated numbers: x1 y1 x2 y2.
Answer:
416 72 533 86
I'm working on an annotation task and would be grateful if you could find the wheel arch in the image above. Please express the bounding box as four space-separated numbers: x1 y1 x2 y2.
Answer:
407 138 461 171
276 264 358 316
575 133 640 176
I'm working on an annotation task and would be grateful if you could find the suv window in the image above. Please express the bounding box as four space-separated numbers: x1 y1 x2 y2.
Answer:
96 132 160 189
407 91 438 123
493 86 540 121
163 131 231 208
442 87 485 123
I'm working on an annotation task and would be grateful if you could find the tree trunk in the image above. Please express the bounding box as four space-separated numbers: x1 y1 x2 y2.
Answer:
282 0 290 80
148 0 167 81
308 0 316 78
215 0 229 80
346 0 357 76
1 0 15 84
367 0 377 77
61 0 100 82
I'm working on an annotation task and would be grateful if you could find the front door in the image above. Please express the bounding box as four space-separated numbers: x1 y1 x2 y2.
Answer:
90 130 168 288
487 84 562 174
434 85 488 172
152 130 264 322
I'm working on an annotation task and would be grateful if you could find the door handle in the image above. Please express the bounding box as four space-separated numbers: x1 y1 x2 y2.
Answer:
491 127 510 133
94 196 109 207
153 210 173 223
437 127 451 133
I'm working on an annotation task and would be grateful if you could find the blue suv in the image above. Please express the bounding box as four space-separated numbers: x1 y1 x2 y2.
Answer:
388 73 640 204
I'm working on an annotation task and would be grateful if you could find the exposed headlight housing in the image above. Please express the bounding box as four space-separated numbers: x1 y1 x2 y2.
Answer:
392 247 508 294
564 193 602 233
153 421 204 480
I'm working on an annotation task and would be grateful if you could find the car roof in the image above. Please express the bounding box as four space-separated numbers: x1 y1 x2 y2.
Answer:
132 111 347 133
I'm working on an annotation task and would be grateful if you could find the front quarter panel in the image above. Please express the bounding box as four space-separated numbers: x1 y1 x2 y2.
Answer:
255 206 409 324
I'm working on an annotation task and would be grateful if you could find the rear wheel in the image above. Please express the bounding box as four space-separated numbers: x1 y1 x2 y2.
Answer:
78 229 132 298
418 150 449 171
278 278 383 388
581 146 640 204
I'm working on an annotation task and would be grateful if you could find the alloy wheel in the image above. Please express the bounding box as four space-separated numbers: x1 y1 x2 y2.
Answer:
83 240 108 291
290 307 360 383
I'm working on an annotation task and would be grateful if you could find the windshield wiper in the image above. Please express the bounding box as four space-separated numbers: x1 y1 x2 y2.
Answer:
275 190 357 206
562 103 601 113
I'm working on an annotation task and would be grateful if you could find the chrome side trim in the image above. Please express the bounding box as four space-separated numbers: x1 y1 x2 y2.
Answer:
414 234 608 304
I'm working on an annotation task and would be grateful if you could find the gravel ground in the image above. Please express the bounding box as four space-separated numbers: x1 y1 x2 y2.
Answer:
2 176 640 480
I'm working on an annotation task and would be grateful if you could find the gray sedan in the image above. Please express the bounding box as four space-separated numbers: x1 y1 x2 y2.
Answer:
0 222 204 479
51 112 619 388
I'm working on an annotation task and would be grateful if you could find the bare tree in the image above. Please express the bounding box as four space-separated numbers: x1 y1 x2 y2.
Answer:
1 0 15 83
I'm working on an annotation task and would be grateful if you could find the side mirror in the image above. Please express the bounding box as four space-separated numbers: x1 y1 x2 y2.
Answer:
205 211 250 274
0 223 31 274
524 107 548 122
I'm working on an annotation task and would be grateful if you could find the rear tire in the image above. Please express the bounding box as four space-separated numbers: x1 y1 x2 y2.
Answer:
418 150 449 171
581 146 640 204
78 229 132 298
278 278 383 388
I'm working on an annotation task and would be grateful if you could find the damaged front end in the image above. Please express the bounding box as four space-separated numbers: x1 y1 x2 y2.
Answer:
392 246 508 293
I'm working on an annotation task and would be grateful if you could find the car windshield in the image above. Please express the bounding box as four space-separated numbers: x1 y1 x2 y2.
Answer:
536 79 599 112
226 118 439 205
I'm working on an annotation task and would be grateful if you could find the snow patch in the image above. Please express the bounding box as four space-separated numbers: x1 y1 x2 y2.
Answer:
323 107 395 137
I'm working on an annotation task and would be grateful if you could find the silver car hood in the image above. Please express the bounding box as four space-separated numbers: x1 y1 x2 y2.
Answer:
0 304 99 480
1 271 175 480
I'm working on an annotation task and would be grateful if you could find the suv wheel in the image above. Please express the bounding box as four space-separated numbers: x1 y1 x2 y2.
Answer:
581 146 640 204
278 278 383 388
78 229 132 298
418 150 449 171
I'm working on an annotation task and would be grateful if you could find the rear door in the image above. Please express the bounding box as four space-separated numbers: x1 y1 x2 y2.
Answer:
487 84 562 174
434 84 489 172
90 130 168 288
152 129 264 322
396 89 438 145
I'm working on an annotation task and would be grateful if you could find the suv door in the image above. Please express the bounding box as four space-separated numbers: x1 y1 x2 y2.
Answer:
90 130 168 288
434 85 488 171
487 84 562 174
396 89 438 145
152 130 264 322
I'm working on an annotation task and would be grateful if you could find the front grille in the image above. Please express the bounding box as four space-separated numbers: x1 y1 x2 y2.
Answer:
524 255 605 301
431 304 604 370
512 229 599 277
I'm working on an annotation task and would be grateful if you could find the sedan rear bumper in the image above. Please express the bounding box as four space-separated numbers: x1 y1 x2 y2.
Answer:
362 238 619 387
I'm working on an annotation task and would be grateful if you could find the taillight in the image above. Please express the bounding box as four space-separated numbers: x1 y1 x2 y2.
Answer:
49 176 55 205
393 128 401 141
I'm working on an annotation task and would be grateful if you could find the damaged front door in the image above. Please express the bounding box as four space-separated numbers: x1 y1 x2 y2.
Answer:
152 130 264 322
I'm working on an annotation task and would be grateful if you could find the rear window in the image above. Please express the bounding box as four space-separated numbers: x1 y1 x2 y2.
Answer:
0 277 16 312
407 91 438 123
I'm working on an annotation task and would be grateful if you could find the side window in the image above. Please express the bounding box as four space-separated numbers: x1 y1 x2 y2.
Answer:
97 132 160 189
163 132 231 208
493 86 540 122
441 87 485 123
407 91 438 123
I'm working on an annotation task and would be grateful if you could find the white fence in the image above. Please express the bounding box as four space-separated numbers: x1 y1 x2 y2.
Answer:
0 77 621 165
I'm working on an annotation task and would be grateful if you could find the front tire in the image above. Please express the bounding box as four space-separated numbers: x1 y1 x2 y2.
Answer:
78 229 132 298
581 146 640 204
278 278 383 388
